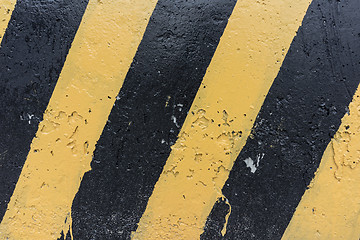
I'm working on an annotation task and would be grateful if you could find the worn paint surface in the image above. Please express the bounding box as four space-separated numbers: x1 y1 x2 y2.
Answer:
282 86 360 239
0 0 360 239
0 0 89 225
133 1 311 239
201 0 360 239
0 0 156 239
69 1 237 239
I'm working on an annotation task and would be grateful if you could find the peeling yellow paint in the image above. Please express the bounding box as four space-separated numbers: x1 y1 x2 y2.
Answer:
0 0 16 43
133 1 311 239
282 88 360 240
0 0 157 239
221 198 231 236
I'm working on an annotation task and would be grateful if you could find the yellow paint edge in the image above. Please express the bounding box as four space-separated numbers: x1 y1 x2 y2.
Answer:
0 0 16 44
0 0 157 239
133 1 312 239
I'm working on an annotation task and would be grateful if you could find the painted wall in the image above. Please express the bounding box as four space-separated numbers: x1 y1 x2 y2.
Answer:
0 0 359 239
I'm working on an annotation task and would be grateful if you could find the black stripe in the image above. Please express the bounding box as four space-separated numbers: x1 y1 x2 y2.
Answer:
0 0 88 221
201 0 360 239
70 0 237 239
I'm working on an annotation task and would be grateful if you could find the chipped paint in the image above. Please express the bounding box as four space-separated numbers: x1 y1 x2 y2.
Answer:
243 157 257 173
243 153 264 174
133 1 311 239
282 86 360 240
0 0 157 239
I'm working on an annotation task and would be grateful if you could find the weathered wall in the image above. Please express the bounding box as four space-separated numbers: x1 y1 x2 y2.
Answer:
0 0 359 239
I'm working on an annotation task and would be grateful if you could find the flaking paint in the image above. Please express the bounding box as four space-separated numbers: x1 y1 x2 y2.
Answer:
0 0 157 239
133 1 311 239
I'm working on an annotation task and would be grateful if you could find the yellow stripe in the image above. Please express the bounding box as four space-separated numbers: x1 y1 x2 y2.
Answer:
282 87 360 239
133 1 311 239
0 0 16 44
0 0 157 239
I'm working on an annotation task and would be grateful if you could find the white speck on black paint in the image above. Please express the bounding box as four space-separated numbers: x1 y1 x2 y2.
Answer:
243 153 264 173
171 115 180 128
20 113 36 124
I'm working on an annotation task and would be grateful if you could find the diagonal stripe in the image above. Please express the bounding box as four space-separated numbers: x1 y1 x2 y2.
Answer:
282 84 360 239
204 1 360 239
133 1 311 239
0 0 15 44
0 0 89 222
0 0 157 239
69 0 238 239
